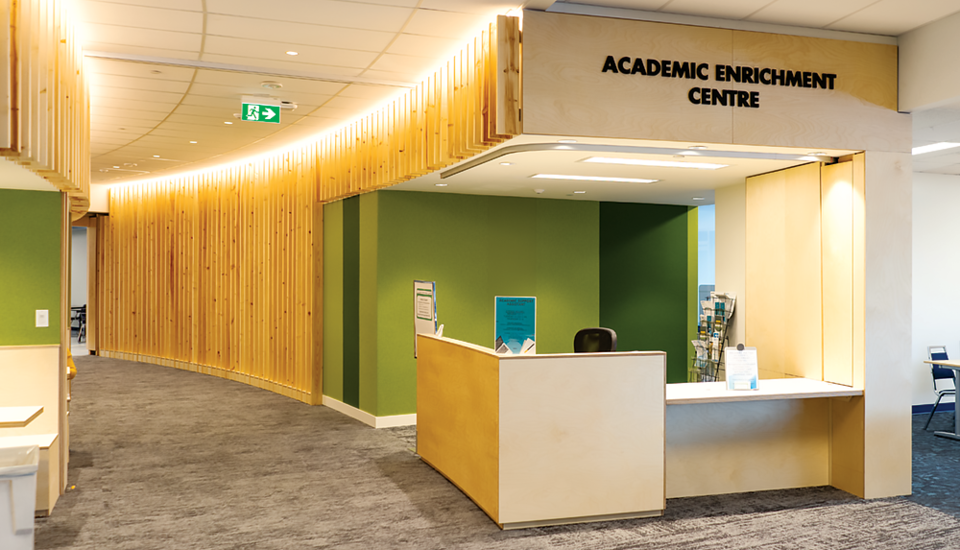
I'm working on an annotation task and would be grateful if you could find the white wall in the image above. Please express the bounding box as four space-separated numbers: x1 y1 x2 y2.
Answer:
715 183 746 348
912 172 958 407
71 227 87 307
899 10 960 112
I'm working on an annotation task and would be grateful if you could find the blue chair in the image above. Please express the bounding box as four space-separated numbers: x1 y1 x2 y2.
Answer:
924 345 957 430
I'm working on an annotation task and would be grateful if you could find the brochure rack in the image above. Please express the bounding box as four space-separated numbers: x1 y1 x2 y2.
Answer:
690 292 736 382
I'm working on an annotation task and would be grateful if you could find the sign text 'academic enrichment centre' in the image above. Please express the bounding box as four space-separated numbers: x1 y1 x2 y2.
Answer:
601 56 838 109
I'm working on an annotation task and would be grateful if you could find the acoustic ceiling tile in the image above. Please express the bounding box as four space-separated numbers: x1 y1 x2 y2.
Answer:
83 58 196 82
388 34 462 58
73 1 203 33
90 87 185 104
403 9 492 39
79 23 203 52
658 0 773 19
88 74 193 94
88 97 180 113
824 0 960 35
81 41 201 60
76 0 203 12
203 36 380 69
197 54 365 78
205 0 414 32
746 0 876 29
205 14 394 52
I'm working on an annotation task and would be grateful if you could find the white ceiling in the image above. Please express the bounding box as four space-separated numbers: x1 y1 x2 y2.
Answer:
66 0 960 188
391 134 855 204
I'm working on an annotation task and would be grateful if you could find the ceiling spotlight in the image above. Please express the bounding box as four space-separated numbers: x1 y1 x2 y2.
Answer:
189 141 198 144
285 51 299 56
534 189 545 194
692 197 706 201
557 139 577 144
688 145 708 150
435 183 448 187
153 155 160 158
573 190 586 194
500 162 513 166
261 81 283 89
224 121 233 125
113 165 119 168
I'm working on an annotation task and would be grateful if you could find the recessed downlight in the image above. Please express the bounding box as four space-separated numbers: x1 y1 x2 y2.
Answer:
573 190 586 194
224 121 233 125
435 183 448 187
285 51 299 56
500 162 513 166
153 155 160 158
583 157 727 170
532 174 658 184
692 197 706 201
261 81 283 89
688 145 708 150
189 141 198 144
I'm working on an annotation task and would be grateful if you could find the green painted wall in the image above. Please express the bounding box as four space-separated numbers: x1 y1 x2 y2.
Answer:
599 202 696 384
322 200 344 402
0 189 61 346
374 191 600 416
322 190 698 416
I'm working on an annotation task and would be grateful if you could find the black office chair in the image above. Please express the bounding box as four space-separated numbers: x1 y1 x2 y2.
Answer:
924 345 956 430
574 328 617 353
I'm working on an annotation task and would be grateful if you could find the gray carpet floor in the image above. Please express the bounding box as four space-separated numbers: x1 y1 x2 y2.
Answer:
33 355 960 549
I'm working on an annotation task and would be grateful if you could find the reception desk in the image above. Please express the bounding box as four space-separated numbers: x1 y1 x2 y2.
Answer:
416 334 667 530
417 335 866 529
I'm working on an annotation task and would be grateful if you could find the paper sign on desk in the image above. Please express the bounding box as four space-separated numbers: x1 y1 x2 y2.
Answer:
725 346 759 390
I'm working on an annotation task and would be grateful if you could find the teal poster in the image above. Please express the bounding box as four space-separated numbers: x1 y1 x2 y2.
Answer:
495 296 536 354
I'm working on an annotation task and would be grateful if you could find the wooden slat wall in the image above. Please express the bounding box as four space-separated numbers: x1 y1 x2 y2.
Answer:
96 16 520 404
98 147 320 403
0 0 89 219
317 16 520 201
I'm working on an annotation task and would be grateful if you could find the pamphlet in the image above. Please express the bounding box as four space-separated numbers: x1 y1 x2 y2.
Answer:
725 346 759 390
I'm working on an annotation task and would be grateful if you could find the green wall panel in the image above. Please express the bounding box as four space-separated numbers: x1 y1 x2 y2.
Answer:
599 202 694 384
341 196 360 407
322 201 344 402
374 191 600 416
0 190 61 346
358 192 379 415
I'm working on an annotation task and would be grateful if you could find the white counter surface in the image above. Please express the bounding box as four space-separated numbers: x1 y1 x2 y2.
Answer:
666 378 862 405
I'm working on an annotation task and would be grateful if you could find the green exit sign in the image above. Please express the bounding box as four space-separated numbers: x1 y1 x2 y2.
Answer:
241 103 281 124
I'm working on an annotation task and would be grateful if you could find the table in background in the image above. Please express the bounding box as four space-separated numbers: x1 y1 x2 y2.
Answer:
924 359 960 441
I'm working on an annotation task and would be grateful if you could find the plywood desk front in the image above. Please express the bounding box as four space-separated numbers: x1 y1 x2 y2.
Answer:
416 334 667 530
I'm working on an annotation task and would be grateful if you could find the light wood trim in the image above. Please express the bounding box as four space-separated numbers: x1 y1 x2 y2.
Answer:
0 0 89 218
416 334 500 522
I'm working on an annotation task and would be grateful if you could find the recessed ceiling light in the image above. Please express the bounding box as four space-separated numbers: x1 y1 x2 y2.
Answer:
285 51 299 56
557 139 577 144
688 145 708 150
532 174 658 184
912 142 960 155
573 191 586 194
153 155 160 158
261 81 283 89
224 121 233 125
113 165 119 168
534 189 545 194
677 150 700 156
435 183 448 187
692 197 706 201
500 162 513 166
189 141 198 144
583 157 727 170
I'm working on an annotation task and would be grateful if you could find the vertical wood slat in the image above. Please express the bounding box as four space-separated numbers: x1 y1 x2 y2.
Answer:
0 0 90 218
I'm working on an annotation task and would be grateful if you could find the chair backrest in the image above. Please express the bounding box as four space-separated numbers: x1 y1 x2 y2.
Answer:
927 346 954 381
574 328 617 353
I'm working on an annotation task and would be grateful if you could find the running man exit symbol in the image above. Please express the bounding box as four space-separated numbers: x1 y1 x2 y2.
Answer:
241 103 281 124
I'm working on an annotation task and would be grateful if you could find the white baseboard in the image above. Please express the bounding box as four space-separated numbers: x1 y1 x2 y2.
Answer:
322 396 417 428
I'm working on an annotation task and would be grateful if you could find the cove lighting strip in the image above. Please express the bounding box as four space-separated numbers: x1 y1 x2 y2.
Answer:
531 174 658 183
583 156 728 170
912 142 960 155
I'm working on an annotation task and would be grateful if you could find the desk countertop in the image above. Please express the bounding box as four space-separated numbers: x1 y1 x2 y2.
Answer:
0 405 43 428
666 378 862 405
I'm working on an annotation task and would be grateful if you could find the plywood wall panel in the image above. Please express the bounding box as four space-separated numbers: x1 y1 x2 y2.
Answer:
745 163 823 380
821 161 856 387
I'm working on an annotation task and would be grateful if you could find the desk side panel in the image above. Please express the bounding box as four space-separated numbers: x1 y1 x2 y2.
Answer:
665 399 830 498
416 336 500 521
498 353 665 524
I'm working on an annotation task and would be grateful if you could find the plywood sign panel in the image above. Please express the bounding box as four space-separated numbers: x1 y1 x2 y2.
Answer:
522 11 909 153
